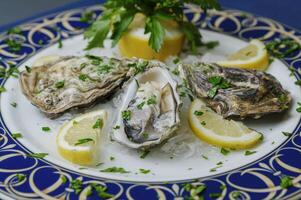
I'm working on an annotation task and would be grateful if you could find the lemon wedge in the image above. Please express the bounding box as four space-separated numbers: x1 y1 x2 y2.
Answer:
57 110 107 166
118 13 185 61
217 39 269 71
188 99 262 149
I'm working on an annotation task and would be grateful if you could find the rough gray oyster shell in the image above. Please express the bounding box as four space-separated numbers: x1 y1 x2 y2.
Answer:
180 62 291 119
20 55 154 118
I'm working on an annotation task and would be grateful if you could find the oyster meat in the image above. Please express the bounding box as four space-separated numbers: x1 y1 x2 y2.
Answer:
181 62 291 119
113 66 181 149
20 55 153 118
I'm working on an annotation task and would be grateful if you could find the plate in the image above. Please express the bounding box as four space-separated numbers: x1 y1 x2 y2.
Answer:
0 3 301 200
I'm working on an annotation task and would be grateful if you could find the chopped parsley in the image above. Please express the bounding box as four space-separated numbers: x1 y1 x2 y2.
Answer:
90 183 113 199
10 102 17 107
25 66 32 73
280 176 293 189
97 64 113 74
203 40 219 49
58 38 63 48
79 74 88 81
147 95 157 105
139 168 151 174
70 179 83 194
183 183 206 198
113 125 120 130
245 150 257 156
27 153 48 159
75 138 94 146
221 148 230 155
201 155 208 160
110 156 115 161
121 110 131 121
55 80 65 89
61 175 67 183
207 76 231 98
137 101 145 110
0 86 6 93
38 40 44 45
282 131 292 137
16 173 26 182
200 121 206 126
141 132 149 139
231 191 242 198
92 118 103 129
80 11 93 23
297 102 301 113
173 57 180 64
42 127 51 132
140 150 150 159
5 39 22 52
194 110 203 116
295 80 301 86
172 68 180 75
266 38 300 58
12 133 22 139
7 27 23 35
209 193 222 198
216 161 223 165
100 167 130 173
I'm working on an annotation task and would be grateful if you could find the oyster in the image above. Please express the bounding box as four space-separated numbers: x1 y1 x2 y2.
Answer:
20 55 153 118
113 66 181 149
181 62 291 119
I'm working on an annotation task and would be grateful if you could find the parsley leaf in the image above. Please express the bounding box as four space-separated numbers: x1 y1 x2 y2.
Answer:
75 138 94 146
100 166 130 173
145 16 165 53
27 153 48 159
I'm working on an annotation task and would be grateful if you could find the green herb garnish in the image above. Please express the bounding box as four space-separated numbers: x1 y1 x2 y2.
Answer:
297 102 301 113
90 183 114 199
282 131 292 137
70 179 83 194
10 102 17 107
113 125 120 130
0 86 7 93
42 127 51 132
295 80 301 86
93 118 103 129
209 193 221 198
27 153 48 159
12 133 22 139
75 138 94 146
140 150 150 159
25 66 32 73
194 110 203 116
84 0 220 52
110 156 115 161
201 121 206 126
79 74 88 81
147 95 157 105
5 39 22 52
7 27 23 35
61 175 67 183
221 148 230 155
137 101 145 110
100 167 130 173
139 168 151 174
122 110 131 120
280 176 293 189
207 76 231 98
245 150 257 156
266 38 300 58
55 80 65 88
201 155 208 160
58 38 63 48
16 173 26 182
80 11 93 23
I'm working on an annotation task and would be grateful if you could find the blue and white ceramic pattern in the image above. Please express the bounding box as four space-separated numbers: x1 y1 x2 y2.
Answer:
0 3 300 200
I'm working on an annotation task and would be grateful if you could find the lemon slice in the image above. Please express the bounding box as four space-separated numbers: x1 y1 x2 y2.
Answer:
217 39 269 71
188 99 262 149
57 110 107 166
118 13 185 61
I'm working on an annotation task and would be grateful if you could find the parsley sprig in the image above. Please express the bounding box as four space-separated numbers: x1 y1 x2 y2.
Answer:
84 0 220 52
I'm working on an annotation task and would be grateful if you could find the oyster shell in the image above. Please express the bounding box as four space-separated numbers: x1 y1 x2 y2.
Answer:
181 62 291 119
112 66 181 149
20 55 153 118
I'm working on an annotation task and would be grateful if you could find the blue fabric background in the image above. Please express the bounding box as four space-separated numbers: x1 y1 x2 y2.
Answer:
0 0 300 31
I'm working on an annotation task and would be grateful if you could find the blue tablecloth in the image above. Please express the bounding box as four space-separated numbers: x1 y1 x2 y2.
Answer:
0 0 300 32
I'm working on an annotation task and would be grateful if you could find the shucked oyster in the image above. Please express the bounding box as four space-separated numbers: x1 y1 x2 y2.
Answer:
20 55 153 118
181 62 291 119
113 66 181 149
